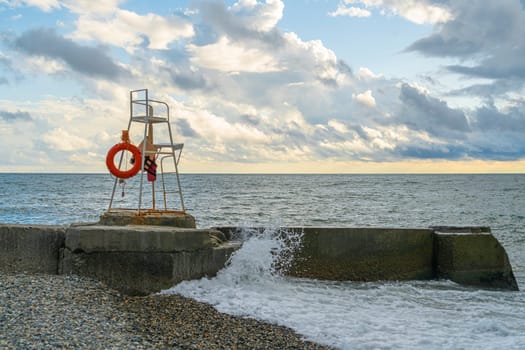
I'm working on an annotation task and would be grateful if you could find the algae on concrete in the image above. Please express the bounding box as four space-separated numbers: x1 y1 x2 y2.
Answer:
285 227 434 281
433 227 519 291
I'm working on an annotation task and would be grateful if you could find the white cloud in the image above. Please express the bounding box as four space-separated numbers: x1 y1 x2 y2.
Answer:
25 56 66 74
283 32 349 86
72 9 194 51
42 127 94 151
354 90 376 107
320 138 372 156
8 0 121 14
187 36 282 73
329 5 371 18
230 0 284 32
192 110 270 144
328 120 349 133
358 67 382 79
61 0 123 15
12 0 60 12
334 0 452 24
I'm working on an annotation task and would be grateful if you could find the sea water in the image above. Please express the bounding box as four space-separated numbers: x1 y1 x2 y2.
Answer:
1 173 524 349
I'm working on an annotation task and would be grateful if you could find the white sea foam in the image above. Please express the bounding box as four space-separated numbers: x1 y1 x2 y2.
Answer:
161 226 525 350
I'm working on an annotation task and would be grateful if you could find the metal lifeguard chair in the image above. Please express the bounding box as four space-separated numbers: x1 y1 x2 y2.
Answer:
106 89 186 216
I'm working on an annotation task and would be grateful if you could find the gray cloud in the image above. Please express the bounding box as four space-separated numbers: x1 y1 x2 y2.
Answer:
240 114 260 126
397 83 470 137
0 77 7 85
0 110 32 122
13 28 127 80
0 54 11 68
397 144 467 160
168 68 209 90
198 1 285 48
448 80 521 100
407 0 525 83
175 118 199 137
474 103 525 132
447 51 525 79
407 34 480 57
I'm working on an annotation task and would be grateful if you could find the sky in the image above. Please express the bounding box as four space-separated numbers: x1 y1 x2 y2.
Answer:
0 0 524 173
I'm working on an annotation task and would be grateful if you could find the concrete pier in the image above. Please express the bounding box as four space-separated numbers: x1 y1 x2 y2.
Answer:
1 223 238 295
216 226 519 291
60 224 238 295
99 209 196 228
432 226 518 290
286 227 434 281
0 223 519 294
0 224 65 274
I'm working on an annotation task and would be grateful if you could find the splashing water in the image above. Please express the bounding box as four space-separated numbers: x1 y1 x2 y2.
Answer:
162 226 303 299
161 226 525 350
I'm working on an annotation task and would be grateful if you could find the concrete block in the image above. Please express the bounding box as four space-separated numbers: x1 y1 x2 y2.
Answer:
286 227 434 281
60 242 241 295
65 225 216 253
99 210 196 228
433 228 518 290
0 224 65 274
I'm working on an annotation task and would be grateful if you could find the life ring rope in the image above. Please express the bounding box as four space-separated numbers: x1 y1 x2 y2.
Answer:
106 142 142 179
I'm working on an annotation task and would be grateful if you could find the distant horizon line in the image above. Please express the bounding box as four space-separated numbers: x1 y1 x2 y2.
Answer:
1 172 524 175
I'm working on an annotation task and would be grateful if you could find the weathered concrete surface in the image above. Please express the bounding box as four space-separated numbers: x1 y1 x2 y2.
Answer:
0 224 65 274
60 225 239 295
285 227 434 281
66 225 216 253
0 223 519 293
99 209 196 228
432 226 519 290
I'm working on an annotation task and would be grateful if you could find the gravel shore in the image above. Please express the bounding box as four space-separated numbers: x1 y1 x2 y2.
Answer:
0 273 332 349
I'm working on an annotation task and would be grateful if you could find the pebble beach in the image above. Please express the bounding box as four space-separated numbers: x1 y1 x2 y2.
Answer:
0 273 332 349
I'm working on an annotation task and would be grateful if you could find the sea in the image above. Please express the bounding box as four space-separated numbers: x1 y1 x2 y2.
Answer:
1 173 524 349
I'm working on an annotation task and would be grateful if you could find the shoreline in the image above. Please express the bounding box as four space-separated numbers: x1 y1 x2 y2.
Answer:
0 273 332 349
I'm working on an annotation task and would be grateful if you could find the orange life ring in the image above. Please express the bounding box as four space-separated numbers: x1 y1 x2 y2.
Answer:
106 142 142 179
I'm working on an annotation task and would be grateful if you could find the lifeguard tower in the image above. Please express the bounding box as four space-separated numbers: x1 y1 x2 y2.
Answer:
100 89 195 228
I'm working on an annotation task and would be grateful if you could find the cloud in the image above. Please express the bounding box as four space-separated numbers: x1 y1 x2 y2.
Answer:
282 32 352 87
176 118 199 137
474 103 525 132
6 0 122 14
0 77 7 85
407 0 525 82
397 83 470 138
13 28 127 80
187 36 282 73
168 68 209 91
0 110 32 121
354 89 376 107
10 0 60 12
398 144 467 160
42 128 95 152
230 0 285 32
330 0 451 24
197 0 285 47
329 5 371 18
358 67 382 80
72 9 194 52
0 52 12 68
61 0 124 15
